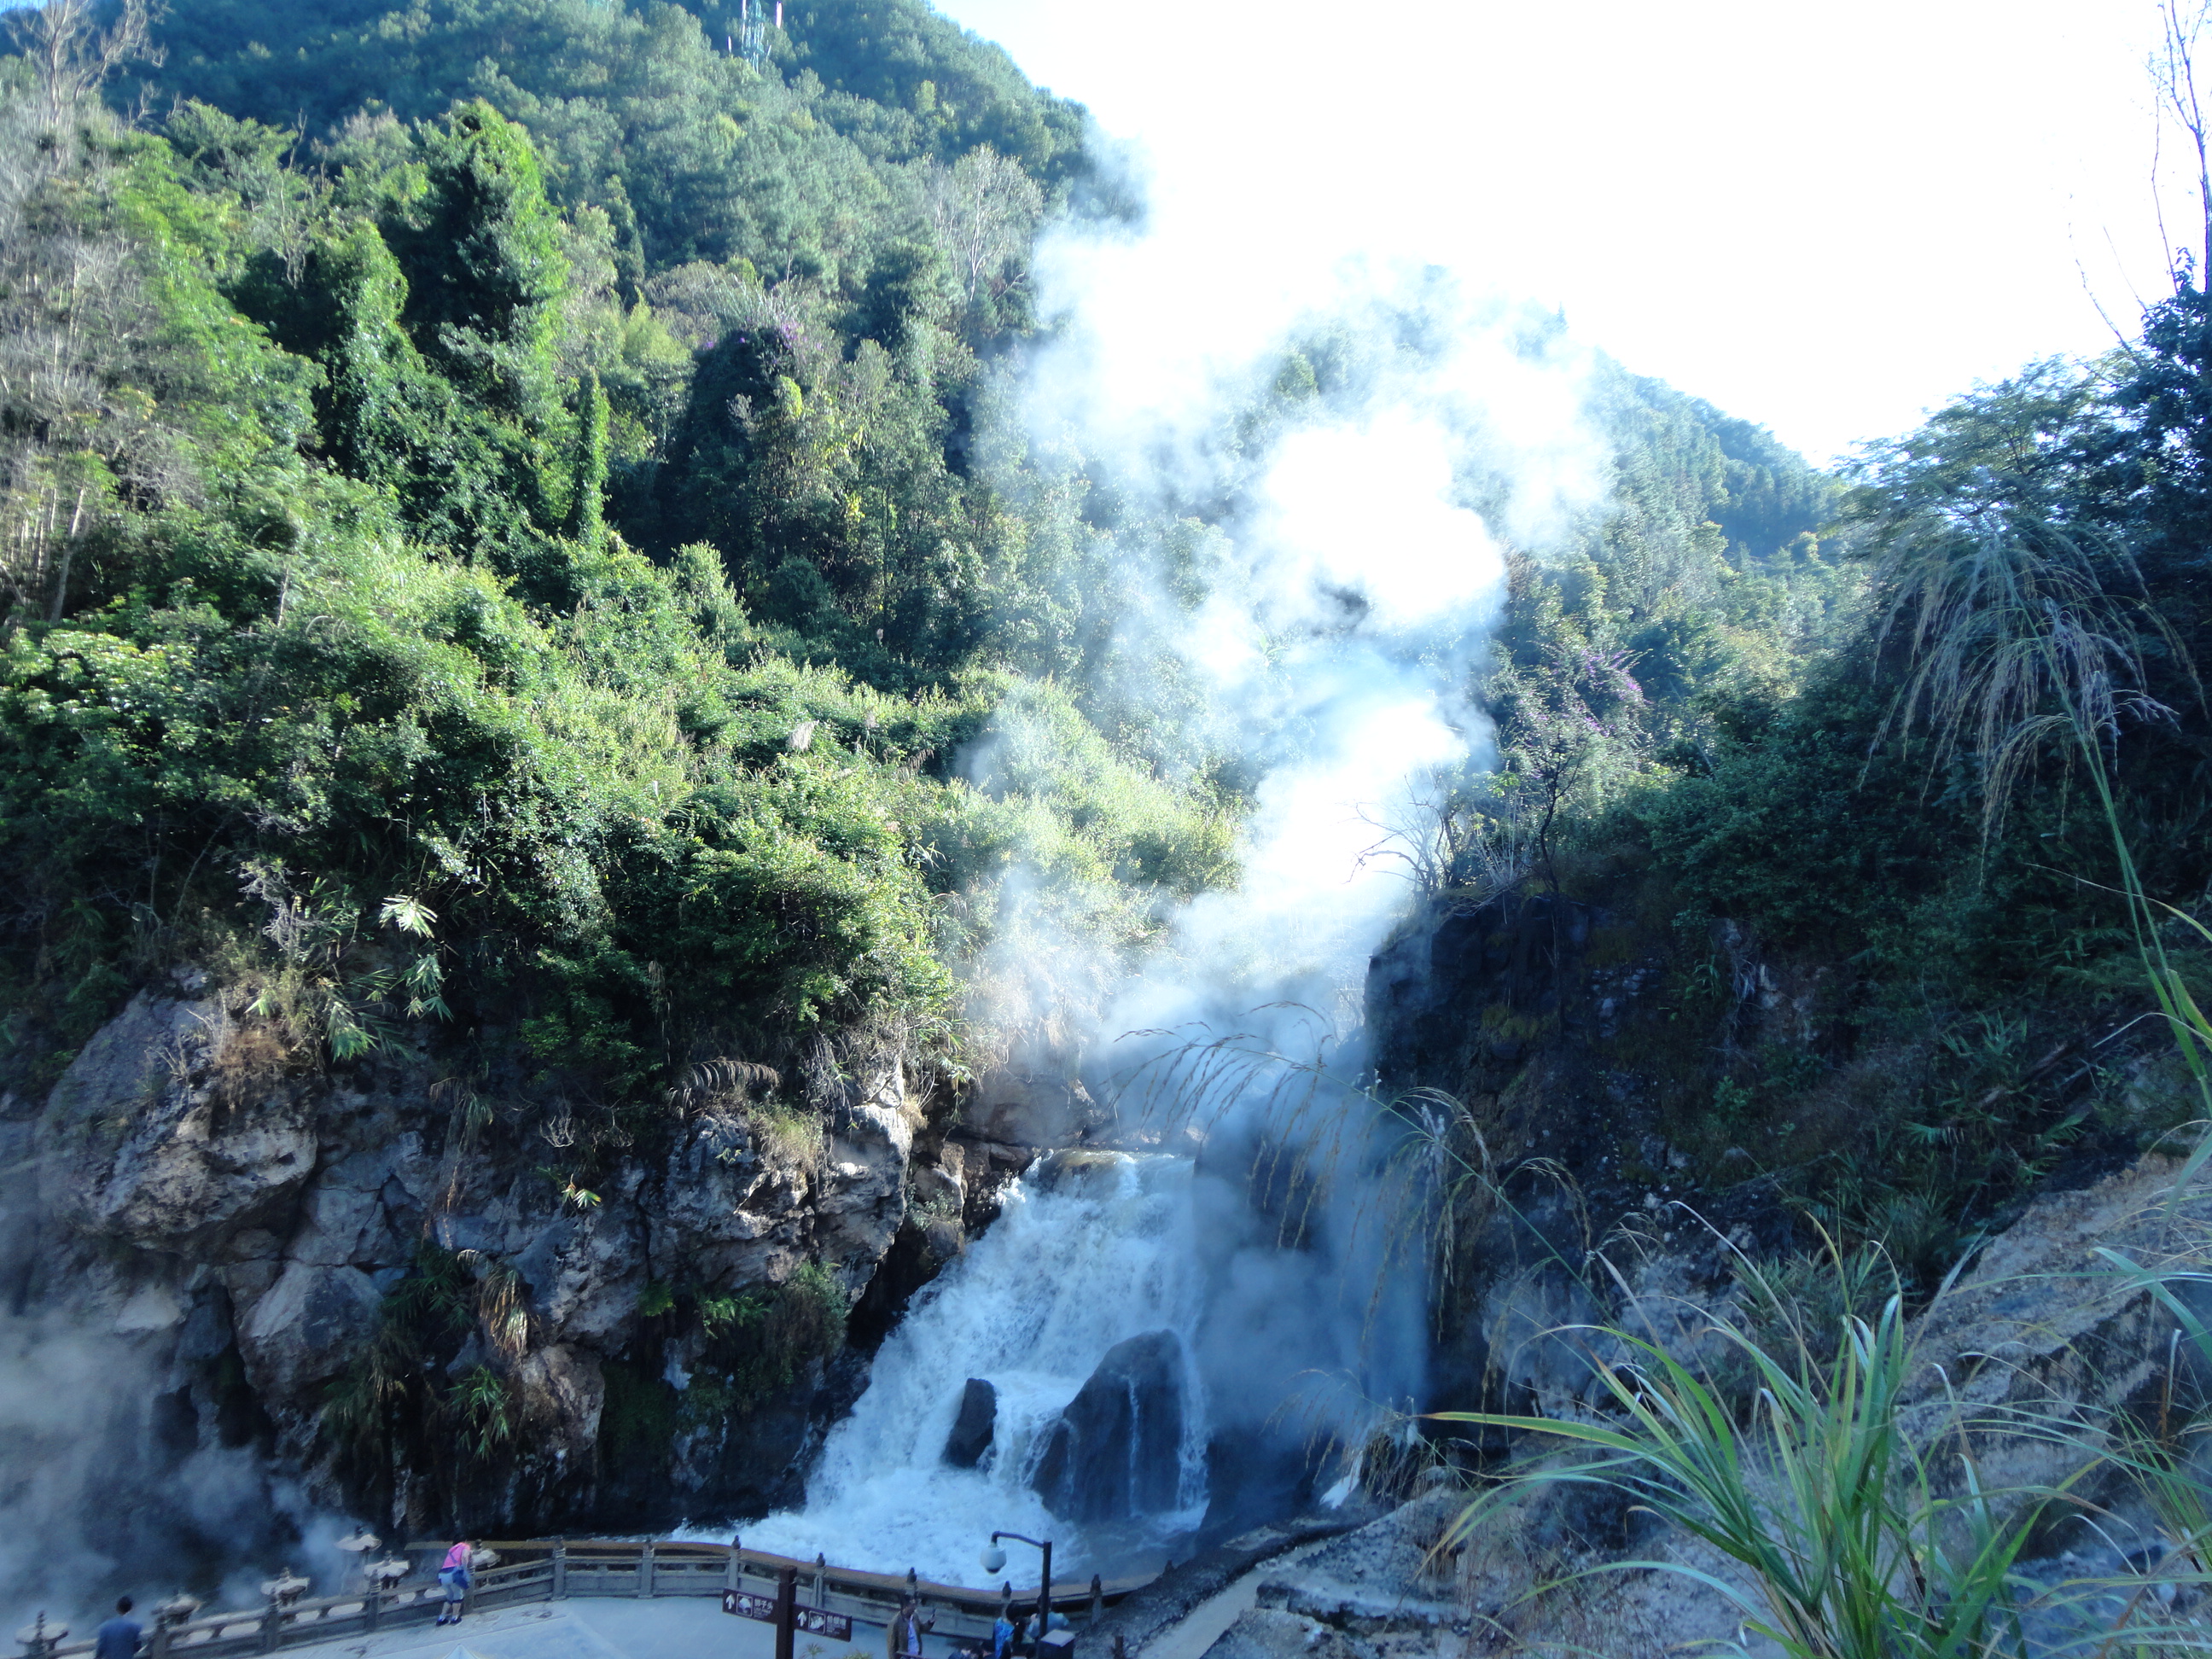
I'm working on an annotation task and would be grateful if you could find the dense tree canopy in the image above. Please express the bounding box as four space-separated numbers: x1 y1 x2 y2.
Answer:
0 12 1205 1124
12 0 2201 1286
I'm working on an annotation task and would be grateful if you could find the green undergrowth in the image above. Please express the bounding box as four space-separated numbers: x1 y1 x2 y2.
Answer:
613 1262 851 1470
0 47 1232 1131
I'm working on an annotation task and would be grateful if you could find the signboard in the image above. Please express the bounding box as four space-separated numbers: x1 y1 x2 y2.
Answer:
721 1589 853 1641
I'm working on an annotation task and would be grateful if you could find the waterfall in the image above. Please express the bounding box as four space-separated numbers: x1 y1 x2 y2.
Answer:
726 387 1559 1573
723 172 1608 1580
740 1155 1210 1580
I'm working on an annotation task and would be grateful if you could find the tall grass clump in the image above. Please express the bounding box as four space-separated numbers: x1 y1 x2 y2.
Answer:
1435 1244 2108 1659
1433 1247 2212 1659
1858 451 2212 1176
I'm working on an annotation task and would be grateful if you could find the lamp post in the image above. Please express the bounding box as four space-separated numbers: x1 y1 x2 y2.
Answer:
979 1533 1051 1649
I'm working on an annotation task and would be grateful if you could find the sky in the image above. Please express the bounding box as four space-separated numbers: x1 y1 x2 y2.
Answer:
934 0 2190 464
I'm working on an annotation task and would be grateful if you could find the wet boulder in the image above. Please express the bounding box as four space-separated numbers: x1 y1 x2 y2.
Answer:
1031 1330 1185 1522
943 1377 997 1468
236 1260 383 1399
965 1068 1112 1149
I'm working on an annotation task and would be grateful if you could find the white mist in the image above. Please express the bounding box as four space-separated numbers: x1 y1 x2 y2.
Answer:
735 12 1617 1568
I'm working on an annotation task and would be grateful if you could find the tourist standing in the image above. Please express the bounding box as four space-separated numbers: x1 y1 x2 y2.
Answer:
93 1598 141 1659
888 1595 934 1659
437 1540 473 1627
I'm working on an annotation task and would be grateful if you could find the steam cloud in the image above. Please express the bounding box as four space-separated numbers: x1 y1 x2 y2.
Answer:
1037 182 1610 1516
1017 141 1609 1070
745 108 1613 1578
0 1305 352 1633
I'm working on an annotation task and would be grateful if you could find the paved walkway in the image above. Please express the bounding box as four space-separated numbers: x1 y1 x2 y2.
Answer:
277 1598 905 1659
1124 1539 1332 1659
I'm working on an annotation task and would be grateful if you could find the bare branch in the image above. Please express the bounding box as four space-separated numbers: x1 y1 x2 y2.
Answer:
2152 0 2212 289
4 0 161 129
928 147 1043 311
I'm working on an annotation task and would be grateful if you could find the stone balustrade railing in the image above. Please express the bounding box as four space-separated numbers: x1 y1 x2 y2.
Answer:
18 1539 1146 1659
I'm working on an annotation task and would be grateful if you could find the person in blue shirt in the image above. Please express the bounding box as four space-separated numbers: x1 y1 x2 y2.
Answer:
93 1598 141 1659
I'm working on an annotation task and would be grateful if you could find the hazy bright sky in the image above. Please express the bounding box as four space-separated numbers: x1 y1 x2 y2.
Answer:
934 0 2186 463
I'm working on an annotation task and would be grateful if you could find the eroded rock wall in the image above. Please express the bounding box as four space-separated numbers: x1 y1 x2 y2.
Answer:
0 982 1010 1552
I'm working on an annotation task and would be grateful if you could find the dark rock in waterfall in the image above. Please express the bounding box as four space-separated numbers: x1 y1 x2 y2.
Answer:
848 1209 965 1353
944 1377 997 1468
1031 1330 1186 1522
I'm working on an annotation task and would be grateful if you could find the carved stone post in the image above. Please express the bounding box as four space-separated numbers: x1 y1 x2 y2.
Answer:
1089 1577 1102 1625
725 1537 742 1594
553 1539 568 1601
637 1540 655 1598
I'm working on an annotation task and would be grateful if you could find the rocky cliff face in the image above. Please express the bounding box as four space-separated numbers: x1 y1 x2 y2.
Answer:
1366 891 1798 1428
0 978 1034 1575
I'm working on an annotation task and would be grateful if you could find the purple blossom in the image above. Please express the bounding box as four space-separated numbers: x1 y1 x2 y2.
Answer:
1577 646 1645 707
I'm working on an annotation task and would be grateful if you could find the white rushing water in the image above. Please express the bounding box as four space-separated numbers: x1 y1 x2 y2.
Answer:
721 325 1598 1575
716 96 1616 1575
737 1155 1209 1580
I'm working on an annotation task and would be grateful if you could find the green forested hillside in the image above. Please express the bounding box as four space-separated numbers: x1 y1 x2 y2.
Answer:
0 0 1196 1133
146 0 1099 682
0 0 1846 1138
1433 335 2212 1278
142 0 1090 247
10 0 2197 1295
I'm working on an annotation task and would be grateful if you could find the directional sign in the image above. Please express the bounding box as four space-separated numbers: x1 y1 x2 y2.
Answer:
721 1589 853 1640
722 1591 778 1622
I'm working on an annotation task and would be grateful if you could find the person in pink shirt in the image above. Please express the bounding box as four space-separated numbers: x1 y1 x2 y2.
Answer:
436 1540 473 1627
